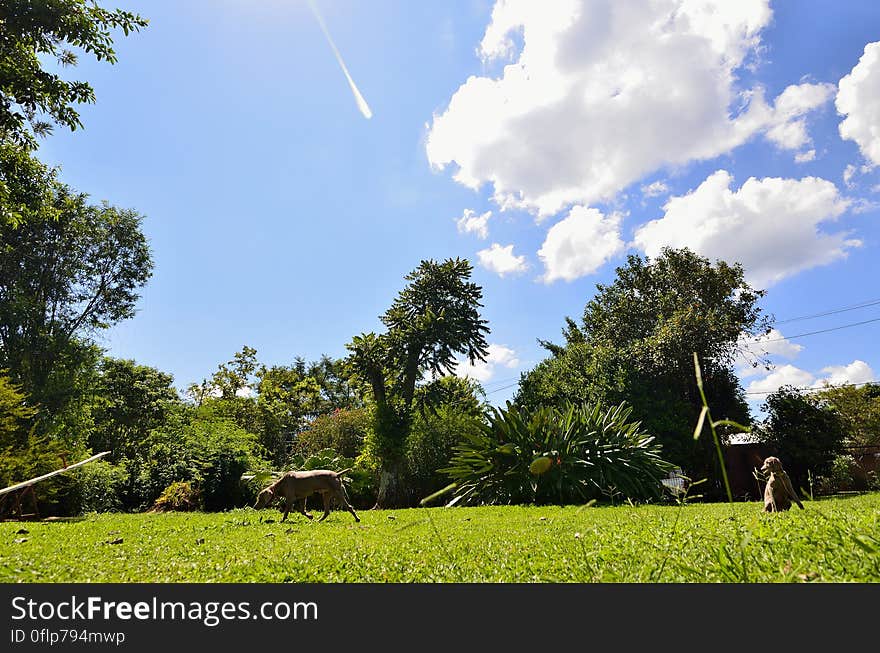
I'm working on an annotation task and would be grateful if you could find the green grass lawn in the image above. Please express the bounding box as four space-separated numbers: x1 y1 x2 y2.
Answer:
2 494 878 582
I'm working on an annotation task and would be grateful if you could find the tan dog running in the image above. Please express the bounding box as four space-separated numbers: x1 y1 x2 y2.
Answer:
254 469 360 523
760 456 804 512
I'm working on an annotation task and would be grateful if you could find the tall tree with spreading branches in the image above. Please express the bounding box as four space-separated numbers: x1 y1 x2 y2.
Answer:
0 148 152 431
516 248 770 494
347 258 489 507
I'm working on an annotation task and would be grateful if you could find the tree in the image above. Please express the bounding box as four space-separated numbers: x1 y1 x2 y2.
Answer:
813 383 880 447
294 407 370 460
0 0 147 147
516 248 769 494
87 357 179 461
0 140 57 227
0 147 153 429
0 372 36 445
0 372 73 513
757 386 848 490
254 360 323 463
406 375 487 501
346 258 490 507
186 347 363 465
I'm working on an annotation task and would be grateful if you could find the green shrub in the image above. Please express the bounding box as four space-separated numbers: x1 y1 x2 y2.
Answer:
151 481 201 512
816 454 860 494
74 460 128 513
757 386 847 488
132 415 269 511
443 401 672 506
0 374 77 515
0 433 79 516
294 408 369 459
406 407 484 501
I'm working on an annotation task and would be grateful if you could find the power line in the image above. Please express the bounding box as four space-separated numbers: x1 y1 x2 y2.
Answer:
745 380 877 396
484 382 520 397
479 375 521 389
758 316 880 343
773 297 880 325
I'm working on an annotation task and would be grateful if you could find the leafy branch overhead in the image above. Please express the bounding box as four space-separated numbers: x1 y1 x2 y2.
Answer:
0 0 148 147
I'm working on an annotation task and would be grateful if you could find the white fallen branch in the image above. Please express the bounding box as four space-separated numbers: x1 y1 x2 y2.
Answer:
0 451 111 497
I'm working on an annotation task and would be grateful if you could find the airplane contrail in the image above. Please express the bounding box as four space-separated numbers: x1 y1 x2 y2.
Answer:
307 0 373 119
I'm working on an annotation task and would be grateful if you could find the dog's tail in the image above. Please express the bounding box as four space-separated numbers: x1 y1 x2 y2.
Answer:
335 468 352 477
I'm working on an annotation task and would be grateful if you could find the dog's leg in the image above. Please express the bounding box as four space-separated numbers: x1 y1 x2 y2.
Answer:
771 475 793 511
765 479 778 512
337 487 360 522
781 472 804 510
281 498 294 523
763 480 775 512
318 491 332 522
299 497 313 520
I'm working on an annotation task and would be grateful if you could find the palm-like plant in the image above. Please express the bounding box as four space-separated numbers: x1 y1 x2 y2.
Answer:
442 401 671 506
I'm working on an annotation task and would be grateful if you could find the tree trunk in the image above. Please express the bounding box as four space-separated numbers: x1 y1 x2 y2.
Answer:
374 461 410 508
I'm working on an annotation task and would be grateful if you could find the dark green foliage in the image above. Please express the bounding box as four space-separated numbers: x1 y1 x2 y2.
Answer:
255 355 360 462
0 372 34 436
757 386 848 489
0 373 78 514
813 383 880 447
87 357 179 461
405 376 487 501
815 454 859 494
0 146 153 431
187 347 362 465
516 248 765 494
73 460 127 512
0 429 78 514
294 408 369 459
0 140 56 227
122 410 269 511
0 0 148 147
346 258 490 506
443 401 672 506
406 405 485 502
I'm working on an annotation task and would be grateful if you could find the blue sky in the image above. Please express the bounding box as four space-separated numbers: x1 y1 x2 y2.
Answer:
36 0 880 411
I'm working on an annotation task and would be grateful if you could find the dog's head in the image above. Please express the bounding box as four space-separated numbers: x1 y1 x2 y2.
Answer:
760 456 783 475
253 486 276 509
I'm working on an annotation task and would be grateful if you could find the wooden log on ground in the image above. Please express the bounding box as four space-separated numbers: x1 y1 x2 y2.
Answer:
0 451 111 498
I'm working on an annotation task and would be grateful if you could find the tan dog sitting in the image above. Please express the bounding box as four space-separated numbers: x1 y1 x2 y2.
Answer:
760 456 804 512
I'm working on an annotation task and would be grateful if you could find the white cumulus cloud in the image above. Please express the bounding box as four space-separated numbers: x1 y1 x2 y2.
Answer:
455 343 520 383
477 243 528 277
456 209 492 239
426 0 832 218
633 170 856 288
763 82 836 155
746 364 815 396
745 360 876 401
818 360 876 386
837 41 880 167
538 207 624 283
